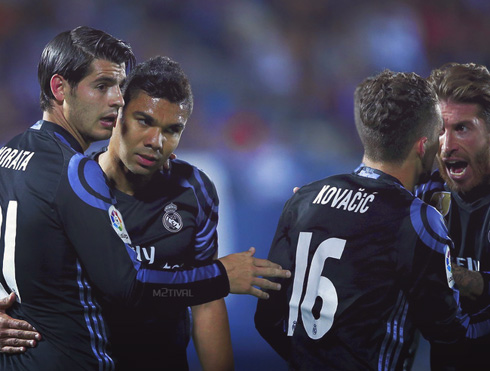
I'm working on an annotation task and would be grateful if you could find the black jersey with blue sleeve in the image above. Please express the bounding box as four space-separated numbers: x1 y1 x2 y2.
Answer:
0 121 228 370
417 170 490 370
255 166 490 371
98 158 221 370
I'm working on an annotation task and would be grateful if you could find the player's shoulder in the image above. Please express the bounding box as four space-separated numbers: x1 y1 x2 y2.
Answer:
64 153 114 210
409 196 450 253
170 158 215 189
415 169 445 198
297 173 350 193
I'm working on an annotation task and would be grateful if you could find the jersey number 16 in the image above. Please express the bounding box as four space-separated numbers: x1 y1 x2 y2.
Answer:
288 232 345 340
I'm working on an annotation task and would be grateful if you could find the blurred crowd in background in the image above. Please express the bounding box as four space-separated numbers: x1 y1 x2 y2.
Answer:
1 0 489 369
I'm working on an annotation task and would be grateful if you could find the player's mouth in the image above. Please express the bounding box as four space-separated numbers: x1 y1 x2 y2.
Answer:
100 114 118 128
136 153 160 168
444 159 469 179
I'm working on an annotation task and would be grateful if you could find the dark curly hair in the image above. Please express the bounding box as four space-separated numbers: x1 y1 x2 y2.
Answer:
355 70 439 163
122 56 193 115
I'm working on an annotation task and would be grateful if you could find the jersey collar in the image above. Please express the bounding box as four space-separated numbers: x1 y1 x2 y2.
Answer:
33 120 84 154
353 163 404 187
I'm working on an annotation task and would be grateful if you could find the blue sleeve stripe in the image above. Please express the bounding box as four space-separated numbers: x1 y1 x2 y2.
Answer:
76 261 114 369
195 241 218 261
410 199 450 254
379 290 409 371
137 262 222 284
68 155 114 210
465 313 490 339
125 243 141 270
195 219 217 244
180 178 206 224
193 167 214 208
54 132 72 147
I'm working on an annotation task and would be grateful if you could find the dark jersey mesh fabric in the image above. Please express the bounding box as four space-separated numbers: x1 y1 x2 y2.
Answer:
417 170 490 370
0 121 228 370
99 158 220 370
256 165 488 371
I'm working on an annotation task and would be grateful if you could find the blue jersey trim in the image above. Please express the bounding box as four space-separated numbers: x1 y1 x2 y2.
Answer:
76 261 114 370
410 199 449 254
138 262 222 285
178 166 219 261
379 291 409 371
68 154 114 210
54 132 73 149
195 219 216 246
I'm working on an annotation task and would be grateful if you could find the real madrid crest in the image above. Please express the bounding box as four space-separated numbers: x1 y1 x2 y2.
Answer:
162 203 183 233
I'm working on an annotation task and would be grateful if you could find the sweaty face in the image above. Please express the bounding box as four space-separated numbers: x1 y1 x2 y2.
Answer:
63 59 126 145
437 100 490 193
115 91 188 178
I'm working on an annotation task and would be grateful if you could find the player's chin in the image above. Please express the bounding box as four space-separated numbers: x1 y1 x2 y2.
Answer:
132 163 160 176
443 173 478 193
91 127 114 142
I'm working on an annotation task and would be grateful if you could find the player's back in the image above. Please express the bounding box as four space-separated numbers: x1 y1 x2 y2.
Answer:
256 166 457 370
0 121 115 370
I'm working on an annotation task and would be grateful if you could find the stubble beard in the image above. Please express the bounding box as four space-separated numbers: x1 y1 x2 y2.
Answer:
437 145 490 194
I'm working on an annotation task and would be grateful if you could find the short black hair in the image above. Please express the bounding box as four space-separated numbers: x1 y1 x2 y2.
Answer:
38 26 135 111
356 70 439 163
122 56 193 114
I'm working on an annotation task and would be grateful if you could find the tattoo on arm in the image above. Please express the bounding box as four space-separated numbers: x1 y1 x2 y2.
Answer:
452 264 484 300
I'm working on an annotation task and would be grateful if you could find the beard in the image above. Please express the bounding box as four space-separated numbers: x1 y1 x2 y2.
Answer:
437 145 490 194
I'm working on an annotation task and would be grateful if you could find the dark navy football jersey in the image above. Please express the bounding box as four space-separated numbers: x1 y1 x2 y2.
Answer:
417 170 490 370
0 121 228 370
255 165 490 371
99 157 220 370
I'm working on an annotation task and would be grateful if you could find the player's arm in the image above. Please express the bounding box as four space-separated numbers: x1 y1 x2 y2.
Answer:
191 299 233 371
451 264 484 300
255 203 295 360
61 156 289 308
219 247 290 299
0 293 41 354
408 202 490 342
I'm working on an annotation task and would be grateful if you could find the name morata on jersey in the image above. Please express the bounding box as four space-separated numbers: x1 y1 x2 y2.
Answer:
0 121 229 370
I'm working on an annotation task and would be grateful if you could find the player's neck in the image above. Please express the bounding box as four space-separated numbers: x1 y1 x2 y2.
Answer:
98 150 145 196
43 109 89 152
362 156 417 192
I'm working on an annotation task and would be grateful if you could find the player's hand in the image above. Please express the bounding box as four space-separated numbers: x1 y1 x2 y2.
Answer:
163 153 177 170
219 247 291 300
452 264 484 300
293 187 299 193
0 293 41 354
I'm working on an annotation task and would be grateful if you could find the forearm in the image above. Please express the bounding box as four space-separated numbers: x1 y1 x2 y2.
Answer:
191 298 234 371
452 264 484 300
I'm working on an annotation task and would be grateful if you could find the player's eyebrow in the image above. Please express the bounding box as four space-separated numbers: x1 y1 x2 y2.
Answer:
92 76 122 87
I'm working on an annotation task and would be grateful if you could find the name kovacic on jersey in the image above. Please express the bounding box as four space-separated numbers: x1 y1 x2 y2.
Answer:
313 184 376 213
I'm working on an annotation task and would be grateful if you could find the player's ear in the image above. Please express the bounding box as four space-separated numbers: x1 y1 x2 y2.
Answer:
416 137 428 158
50 74 66 102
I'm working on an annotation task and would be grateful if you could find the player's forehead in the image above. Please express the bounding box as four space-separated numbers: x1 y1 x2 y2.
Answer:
83 58 126 84
440 100 482 125
126 91 189 124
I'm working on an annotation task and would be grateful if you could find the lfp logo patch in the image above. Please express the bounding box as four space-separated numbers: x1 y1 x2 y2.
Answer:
108 205 132 244
445 245 454 288
111 210 123 231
